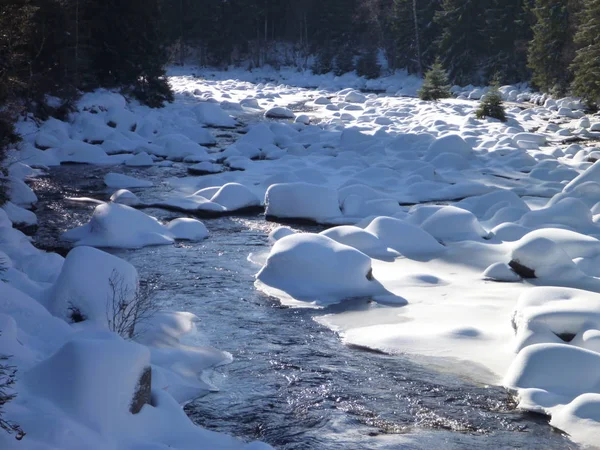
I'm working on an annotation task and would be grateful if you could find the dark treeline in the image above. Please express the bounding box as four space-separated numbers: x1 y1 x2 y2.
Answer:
2 0 600 130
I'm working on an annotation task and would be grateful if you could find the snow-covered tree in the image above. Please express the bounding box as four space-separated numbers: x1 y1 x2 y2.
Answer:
571 0 600 106
418 59 452 100
356 46 381 79
528 0 581 94
476 83 507 121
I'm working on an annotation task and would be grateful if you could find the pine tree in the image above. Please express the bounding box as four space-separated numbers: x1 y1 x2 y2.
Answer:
483 0 532 83
476 83 507 121
571 0 600 106
87 0 172 106
356 46 381 79
312 47 334 75
390 0 441 74
528 0 581 94
335 44 355 76
418 59 452 100
435 0 491 85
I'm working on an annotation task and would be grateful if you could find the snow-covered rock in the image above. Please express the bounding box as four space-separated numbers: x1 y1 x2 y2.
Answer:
167 218 209 241
193 103 237 128
256 233 380 304
47 246 139 327
62 203 174 248
265 183 342 223
265 107 294 119
104 173 153 189
210 183 261 211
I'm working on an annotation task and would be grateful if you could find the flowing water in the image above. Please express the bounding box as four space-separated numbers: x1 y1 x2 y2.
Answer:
28 163 575 450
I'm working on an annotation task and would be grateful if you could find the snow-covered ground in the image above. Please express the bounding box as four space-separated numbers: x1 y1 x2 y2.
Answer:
3 67 600 448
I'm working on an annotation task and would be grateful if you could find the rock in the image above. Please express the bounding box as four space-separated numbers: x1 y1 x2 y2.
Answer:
130 366 152 414
508 259 536 278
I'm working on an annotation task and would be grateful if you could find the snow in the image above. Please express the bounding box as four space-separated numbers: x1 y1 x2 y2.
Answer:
104 173 153 189
24 336 151 434
125 151 154 167
167 218 209 241
62 203 174 248
210 183 261 211
364 217 444 258
193 102 237 128
110 189 142 206
7 66 600 447
320 225 399 259
265 183 342 224
256 233 385 305
265 106 294 119
47 246 139 327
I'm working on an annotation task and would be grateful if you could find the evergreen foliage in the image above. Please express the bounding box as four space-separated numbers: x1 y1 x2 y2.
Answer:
0 354 23 439
312 47 335 75
356 47 381 79
418 59 452 100
476 83 507 121
571 0 600 106
335 44 355 76
435 0 490 85
528 0 580 94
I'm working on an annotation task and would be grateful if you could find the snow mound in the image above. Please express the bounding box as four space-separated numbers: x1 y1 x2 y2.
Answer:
419 206 488 242
110 189 142 206
426 134 473 160
125 152 154 167
62 203 174 248
509 233 583 280
47 246 139 327
364 217 444 258
550 393 600 448
167 218 209 241
265 107 294 119
193 103 237 128
268 226 296 243
256 234 380 304
265 183 342 224
210 183 261 211
104 173 153 189
24 337 150 434
482 262 521 282
320 225 398 259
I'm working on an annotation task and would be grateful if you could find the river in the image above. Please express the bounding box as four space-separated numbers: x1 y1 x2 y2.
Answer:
28 157 573 449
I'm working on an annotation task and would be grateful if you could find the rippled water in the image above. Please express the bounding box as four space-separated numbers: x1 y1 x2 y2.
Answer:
28 164 576 450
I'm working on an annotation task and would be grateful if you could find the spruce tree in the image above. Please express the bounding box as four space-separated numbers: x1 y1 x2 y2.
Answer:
528 0 580 94
571 0 600 106
313 47 334 75
88 0 172 107
390 0 442 74
356 46 381 79
483 0 532 83
435 0 491 85
335 44 355 76
418 59 452 100
476 83 507 121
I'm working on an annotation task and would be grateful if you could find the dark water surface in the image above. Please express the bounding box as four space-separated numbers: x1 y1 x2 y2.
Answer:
30 165 575 450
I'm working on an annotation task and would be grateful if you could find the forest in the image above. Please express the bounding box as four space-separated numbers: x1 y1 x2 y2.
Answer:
0 0 599 134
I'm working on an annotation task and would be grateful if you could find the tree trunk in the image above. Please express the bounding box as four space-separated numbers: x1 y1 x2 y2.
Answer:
412 0 422 75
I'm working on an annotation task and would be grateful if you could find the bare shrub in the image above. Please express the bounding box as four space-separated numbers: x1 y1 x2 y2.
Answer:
0 354 24 440
106 270 157 340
